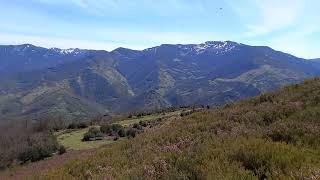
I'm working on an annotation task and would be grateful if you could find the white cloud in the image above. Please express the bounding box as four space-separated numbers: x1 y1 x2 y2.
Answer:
268 26 320 59
227 0 320 58
247 0 305 36
228 0 308 36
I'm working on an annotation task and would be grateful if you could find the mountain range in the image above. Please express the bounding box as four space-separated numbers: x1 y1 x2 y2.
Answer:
0 41 319 122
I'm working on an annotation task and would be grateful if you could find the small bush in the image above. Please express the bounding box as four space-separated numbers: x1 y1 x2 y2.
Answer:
126 128 137 138
100 124 113 134
82 127 103 141
89 127 102 135
139 121 147 127
118 129 126 137
67 123 77 129
67 122 88 129
58 145 66 155
112 124 124 132
133 123 143 130
82 132 95 141
78 122 88 129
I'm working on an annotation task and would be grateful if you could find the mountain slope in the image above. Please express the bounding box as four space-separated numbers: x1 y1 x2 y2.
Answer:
43 78 320 179
0 52 132 121
311 58 320 69
0 44 89 75
0 42 319 121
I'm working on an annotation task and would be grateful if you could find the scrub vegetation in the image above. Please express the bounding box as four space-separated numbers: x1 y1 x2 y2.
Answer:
42 78 320 179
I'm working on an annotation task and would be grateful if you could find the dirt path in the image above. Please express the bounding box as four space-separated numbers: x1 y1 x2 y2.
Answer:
0 149 96 180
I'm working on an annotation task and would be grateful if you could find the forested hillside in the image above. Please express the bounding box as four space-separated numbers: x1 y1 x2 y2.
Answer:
0 42 319 122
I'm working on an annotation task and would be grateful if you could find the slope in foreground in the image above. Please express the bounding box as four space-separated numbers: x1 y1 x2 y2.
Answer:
43 78 320 179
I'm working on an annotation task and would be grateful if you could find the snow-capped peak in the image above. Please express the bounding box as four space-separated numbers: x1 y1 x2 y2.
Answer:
51 48 82 55
140 41 243 57
59 48 76 54
193 41 240 55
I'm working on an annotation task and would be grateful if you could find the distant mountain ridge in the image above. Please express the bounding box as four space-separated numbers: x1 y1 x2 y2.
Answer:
0 41 319 121
0 44 89 75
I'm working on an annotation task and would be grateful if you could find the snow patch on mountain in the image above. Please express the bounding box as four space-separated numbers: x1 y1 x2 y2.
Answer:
193 41 240 55
51 48 82 55
142 41 242 56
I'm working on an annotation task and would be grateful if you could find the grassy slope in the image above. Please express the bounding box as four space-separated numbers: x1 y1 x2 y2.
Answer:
43 78 320 179
56 110 182 150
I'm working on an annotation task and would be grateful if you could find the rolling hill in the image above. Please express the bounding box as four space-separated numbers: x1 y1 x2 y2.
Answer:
0 42 319 121
42 78 320 179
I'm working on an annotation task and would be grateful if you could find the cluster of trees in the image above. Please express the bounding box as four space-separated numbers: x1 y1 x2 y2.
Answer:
25 115 91 131
17 133 60 164
82 123 144 142
0 120 65 169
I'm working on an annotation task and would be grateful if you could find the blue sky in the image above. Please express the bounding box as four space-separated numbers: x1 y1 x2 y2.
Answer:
0 0 319 58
